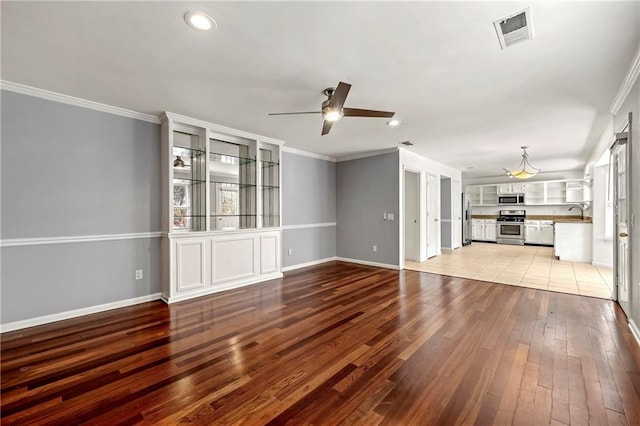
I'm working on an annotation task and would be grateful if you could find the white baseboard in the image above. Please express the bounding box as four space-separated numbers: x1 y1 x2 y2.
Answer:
162 272 284 304
591 261 613 268
0 293 162 333
282 257 337 272
629 319 640 348
335 257 401 270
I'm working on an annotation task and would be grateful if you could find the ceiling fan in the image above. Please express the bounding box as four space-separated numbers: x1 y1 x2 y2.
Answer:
268 81 395 135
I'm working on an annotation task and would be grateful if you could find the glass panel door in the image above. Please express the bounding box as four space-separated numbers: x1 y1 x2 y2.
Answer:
260 147 280 228
209 139 256 230
173 130 206 231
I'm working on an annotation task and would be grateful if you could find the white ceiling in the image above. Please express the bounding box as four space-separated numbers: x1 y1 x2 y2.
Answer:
2 1 638 178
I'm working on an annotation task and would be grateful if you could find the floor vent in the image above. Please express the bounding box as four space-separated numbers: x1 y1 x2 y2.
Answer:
494 7 533 49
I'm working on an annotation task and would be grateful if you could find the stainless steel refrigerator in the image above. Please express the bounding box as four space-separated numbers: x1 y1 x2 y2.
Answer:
462 193 472 246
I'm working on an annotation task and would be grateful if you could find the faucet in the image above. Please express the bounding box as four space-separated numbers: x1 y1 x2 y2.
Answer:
568 205 584 220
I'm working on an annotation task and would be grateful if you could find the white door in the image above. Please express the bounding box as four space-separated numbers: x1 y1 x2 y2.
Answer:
452 180 461 249
404 170 419 261
427 174 438 258
612 131 630 315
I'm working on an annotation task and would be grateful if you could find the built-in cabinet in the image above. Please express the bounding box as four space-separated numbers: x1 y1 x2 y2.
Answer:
472 219 497 242
466 179 588 207
524 220 554 245
161 112 284 303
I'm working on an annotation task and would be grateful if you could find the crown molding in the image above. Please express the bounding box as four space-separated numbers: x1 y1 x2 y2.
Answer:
163 111 286 146
0 80 161 124
610 45 640 114
281 146 336 162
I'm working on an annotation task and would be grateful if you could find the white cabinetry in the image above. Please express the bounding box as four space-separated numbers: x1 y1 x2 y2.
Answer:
161 112 284 303
497 183 526 194
524 220 554 245
540 222 554 245
466 185 498 206
554 223 592 262
566 180 586 203
472 219 496 242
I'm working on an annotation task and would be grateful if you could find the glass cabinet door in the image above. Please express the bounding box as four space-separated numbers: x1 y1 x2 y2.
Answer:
209 139 256 230
172 131 206 231
260 147 280 228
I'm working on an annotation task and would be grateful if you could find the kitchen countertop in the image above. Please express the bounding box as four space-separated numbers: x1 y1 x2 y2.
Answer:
471 215 592 223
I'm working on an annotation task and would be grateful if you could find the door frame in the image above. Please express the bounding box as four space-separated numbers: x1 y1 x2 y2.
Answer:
611 116 631 315
426 173 439 259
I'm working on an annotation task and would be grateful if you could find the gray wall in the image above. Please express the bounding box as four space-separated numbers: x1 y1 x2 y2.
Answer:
614 77 640 330
1 91 161 323
281 151 336 267
336 151 400 266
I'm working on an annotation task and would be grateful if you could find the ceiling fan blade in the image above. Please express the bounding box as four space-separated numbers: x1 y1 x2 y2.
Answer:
343 108 395 118
331 81 351 110
321 120 334 135
268 111 321 115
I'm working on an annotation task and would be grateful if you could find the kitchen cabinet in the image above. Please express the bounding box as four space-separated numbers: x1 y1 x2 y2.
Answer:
540 223 554 244
566 179 586 203
471 179 590 206
466 185 498 206
525 220 554 245
472 219 497 242
554 222 592 262
497 183 526 194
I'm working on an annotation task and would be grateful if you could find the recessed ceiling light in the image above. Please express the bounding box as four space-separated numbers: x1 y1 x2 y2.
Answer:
387 119 401 127
184 11 217 31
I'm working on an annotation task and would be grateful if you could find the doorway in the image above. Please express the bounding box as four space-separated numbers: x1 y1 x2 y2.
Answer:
404 170 420 262
427 174 438 258
611 125 631 316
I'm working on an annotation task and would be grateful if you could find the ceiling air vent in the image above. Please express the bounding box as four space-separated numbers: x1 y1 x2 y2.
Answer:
400 141 414 146
494 7 533 49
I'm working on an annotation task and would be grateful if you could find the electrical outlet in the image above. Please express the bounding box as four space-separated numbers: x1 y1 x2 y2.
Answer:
135 269 143 280
387 213 394 221
288 249 292 256
373 245 377 253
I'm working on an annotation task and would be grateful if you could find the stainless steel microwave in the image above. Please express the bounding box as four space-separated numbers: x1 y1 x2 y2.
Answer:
498 194 525 206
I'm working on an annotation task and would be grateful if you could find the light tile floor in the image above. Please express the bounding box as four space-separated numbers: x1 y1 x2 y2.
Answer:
405 243 613 299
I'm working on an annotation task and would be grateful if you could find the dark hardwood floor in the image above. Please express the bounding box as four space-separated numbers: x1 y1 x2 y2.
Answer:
2 261 640 425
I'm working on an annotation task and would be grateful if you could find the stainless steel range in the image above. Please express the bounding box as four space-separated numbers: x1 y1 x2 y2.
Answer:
496 210 526 245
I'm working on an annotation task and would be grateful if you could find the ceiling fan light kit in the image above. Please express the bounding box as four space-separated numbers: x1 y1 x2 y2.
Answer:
268 81 395 135
503 146 540 179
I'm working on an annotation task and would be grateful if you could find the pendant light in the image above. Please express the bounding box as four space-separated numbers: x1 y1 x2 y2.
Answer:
503 146 540 179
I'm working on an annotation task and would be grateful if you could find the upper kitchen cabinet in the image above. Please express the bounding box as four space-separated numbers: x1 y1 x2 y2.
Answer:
497 183 526 194
467 179 589 207
566 179 587 203
466 185 498 206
